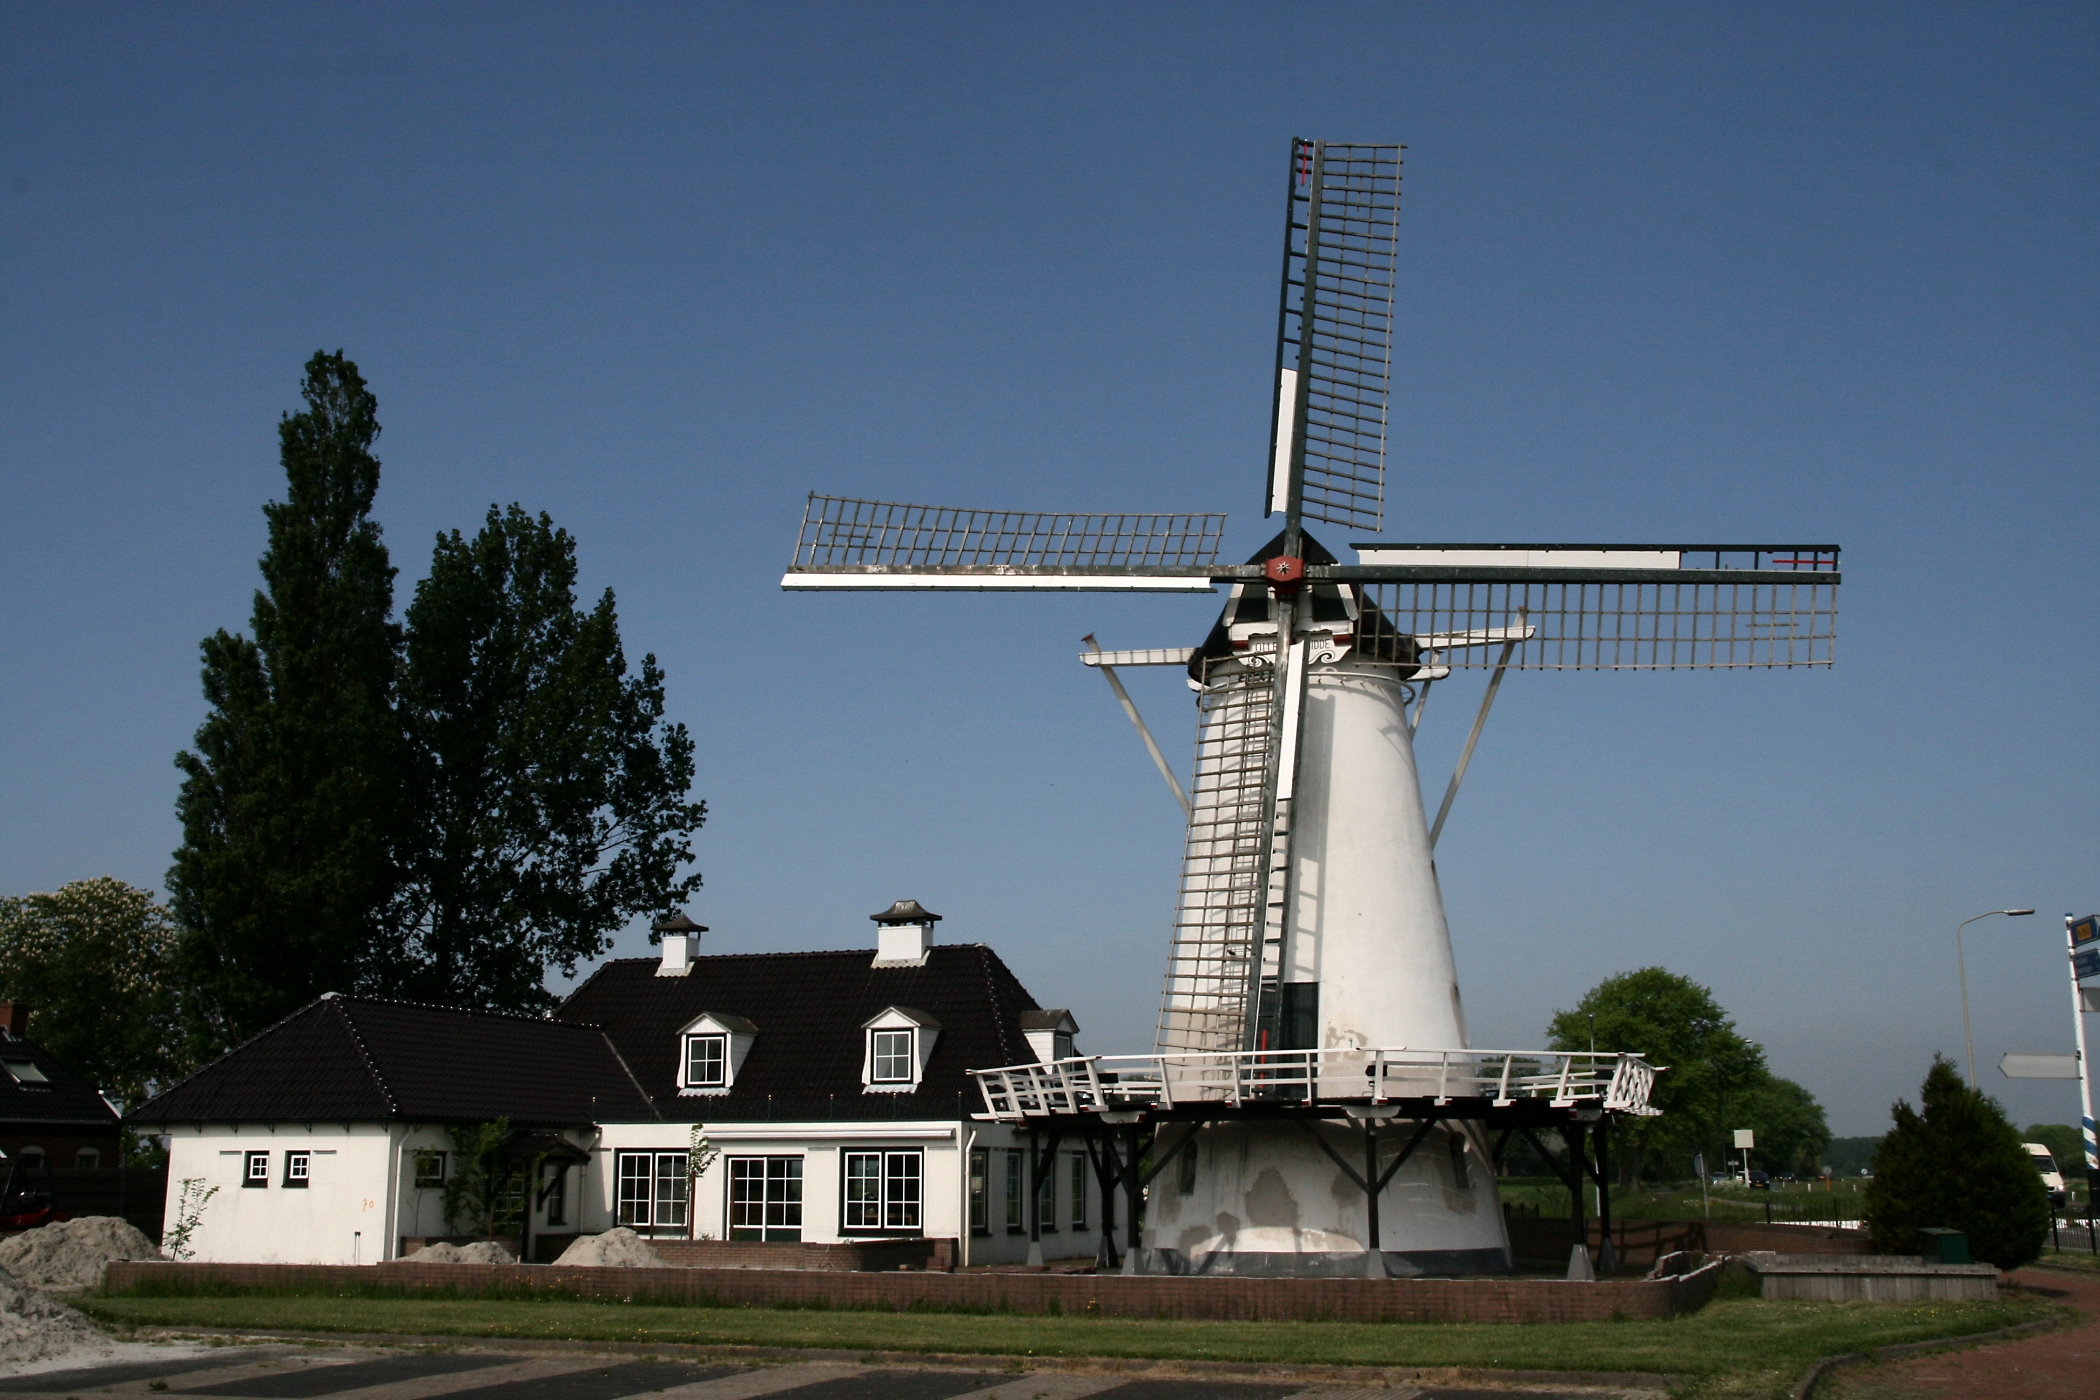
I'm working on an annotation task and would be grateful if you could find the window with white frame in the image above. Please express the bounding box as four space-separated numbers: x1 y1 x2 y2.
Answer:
1036 1154 1056 1231
615 1151 689 1236
540 1164 567 1226
870 1029 914 1084
968 1148 988 1235
684 1034 726 1088
284 1151 310 1188
843 1150 922 1233
1004 1148 1024 1233
1070 1152 1086 1229
412 1150 446 1188
728 1156 803 1242
243 1150 270 1187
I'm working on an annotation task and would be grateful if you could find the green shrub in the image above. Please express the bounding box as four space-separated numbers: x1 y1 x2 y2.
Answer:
1865 1056 2050 1269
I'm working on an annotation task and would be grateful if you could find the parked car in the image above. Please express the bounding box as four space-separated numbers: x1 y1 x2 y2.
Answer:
1747 1170 1771 1189
2026 1142 2068 1210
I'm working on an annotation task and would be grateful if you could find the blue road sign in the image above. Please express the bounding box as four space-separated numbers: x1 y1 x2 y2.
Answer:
2076 946 2100 982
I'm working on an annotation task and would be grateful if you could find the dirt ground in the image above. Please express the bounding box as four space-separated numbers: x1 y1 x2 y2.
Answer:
1827 1266 2099 1399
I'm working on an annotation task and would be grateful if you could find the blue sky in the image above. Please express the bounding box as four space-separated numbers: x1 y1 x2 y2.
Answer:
2 3 2094 1137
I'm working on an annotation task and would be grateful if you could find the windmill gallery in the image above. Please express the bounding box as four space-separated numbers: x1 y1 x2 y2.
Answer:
138 139 1840 1276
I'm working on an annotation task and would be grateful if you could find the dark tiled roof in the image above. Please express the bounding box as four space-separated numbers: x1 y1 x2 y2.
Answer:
556 944 1040 1122
129 996 655 1128
0 1038 120 1131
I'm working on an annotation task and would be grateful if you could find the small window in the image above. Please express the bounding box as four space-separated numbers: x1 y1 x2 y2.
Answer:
843 1150 922 1233
74 1148 100 1169
1004 1149 1024 1234
1036 1155 1057 1231
685 1034 727 1088
541 1165 566 1226
1 1058 48 1086
871 1028 915 1083
412 1150 446 1188
284 1151 310 1188
1070 1153 1087 1230
243 1150 270 1187
968 1148 988 1235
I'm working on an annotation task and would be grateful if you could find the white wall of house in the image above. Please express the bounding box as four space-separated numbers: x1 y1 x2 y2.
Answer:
164 1123 402 1265
163 1117 1107 1267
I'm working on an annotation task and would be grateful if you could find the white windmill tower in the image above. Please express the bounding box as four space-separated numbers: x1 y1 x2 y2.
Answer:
785 139 1840 1277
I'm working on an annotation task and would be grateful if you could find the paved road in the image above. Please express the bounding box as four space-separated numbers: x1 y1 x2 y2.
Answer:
1827 1266 2100 1399
0 1343 1648 1400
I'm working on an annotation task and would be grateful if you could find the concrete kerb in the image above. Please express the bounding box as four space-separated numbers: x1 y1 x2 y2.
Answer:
102 1325 1685 1393
1786 1312 2076 1399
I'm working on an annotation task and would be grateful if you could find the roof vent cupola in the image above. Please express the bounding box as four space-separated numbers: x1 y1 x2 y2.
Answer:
870 899 941 968
653 913 707 977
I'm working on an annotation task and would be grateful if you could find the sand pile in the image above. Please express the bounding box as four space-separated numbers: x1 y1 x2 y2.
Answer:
552 1229 664 1267
0 1217 160 1291
405 1241 516 1264
0 1266 105 1363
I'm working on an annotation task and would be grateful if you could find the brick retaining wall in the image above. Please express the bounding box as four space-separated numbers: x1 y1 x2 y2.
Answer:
105 1258 1721 1324
650 1239 955 1272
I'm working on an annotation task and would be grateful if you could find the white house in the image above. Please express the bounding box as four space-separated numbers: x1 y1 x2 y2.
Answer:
131 903 1103 1268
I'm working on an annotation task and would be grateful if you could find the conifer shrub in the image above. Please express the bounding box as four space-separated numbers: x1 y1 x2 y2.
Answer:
1864 1056 2050 1269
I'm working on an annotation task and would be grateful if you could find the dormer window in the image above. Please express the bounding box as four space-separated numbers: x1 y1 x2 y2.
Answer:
861 1007 941 1093
871 1030 914 1084
685 1034 727 1088
676 1012 758 1095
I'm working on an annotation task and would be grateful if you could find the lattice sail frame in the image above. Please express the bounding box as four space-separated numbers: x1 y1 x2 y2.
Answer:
1361 576 1838 670
793 493 1226 570
1270 140 1402 535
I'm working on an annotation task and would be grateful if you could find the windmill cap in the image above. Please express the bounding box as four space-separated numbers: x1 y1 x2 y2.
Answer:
653 913 708 934
871 899 942 925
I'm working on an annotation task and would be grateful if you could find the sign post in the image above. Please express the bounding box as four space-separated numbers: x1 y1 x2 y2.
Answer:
2070 915 2100 1196
1734 1128 1755 1185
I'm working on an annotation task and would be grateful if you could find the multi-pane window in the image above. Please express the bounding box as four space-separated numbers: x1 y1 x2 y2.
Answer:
243 1151 270 1187
685 1034 727 1088
284 1151 310 1188
1069 1153 1086 1229
616 1151 689 1236
968 1148 988 1234
870 1029 915 1083
728 1156 803 1242
1004 1149 1024 1233
541 1164 566 1226
843 1150 922 1233
1036 1154 1057 1231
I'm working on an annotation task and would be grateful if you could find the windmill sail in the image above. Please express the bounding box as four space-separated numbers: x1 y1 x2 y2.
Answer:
1269 140 1402 534
782 494 1229 591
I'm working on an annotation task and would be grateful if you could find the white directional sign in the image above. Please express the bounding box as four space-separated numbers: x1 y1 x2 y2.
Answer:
2001 1053 2081 1079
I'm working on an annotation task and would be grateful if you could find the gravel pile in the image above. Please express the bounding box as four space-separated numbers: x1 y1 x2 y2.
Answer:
0 1266 105 1363
0 1217 160 1291
552 1229 664 1267
404 1241 516 1264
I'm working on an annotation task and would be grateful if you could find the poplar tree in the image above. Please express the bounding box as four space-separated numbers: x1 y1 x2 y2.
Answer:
169 352 403 1054
391 505 705 1013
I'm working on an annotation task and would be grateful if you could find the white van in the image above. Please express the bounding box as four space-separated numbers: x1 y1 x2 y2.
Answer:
2025 1142 2068 1210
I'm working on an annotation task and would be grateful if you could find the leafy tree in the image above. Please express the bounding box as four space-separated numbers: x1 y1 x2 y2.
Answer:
390 505 705 1012
1548 968 1766 1185
2023 1123 2085 1176
169 352 403 1055
1826 1134 1884 1178
0 878 190 1105
442 1119 522 1239
1732 1075 1832 1178
1865 1056 2050 1269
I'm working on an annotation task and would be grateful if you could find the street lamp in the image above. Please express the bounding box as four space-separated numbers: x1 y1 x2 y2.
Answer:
1957 909 2037 1085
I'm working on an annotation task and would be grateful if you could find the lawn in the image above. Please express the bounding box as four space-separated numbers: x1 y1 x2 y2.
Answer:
78 1282 2065 1400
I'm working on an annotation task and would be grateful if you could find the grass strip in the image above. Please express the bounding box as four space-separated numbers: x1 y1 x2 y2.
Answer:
76 1286 2062 1400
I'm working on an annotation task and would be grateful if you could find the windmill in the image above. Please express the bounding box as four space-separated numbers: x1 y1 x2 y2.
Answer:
784 139 1840 1277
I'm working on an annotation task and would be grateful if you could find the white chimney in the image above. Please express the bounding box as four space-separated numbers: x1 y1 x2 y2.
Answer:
870 899 941 967
654 913 706 977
